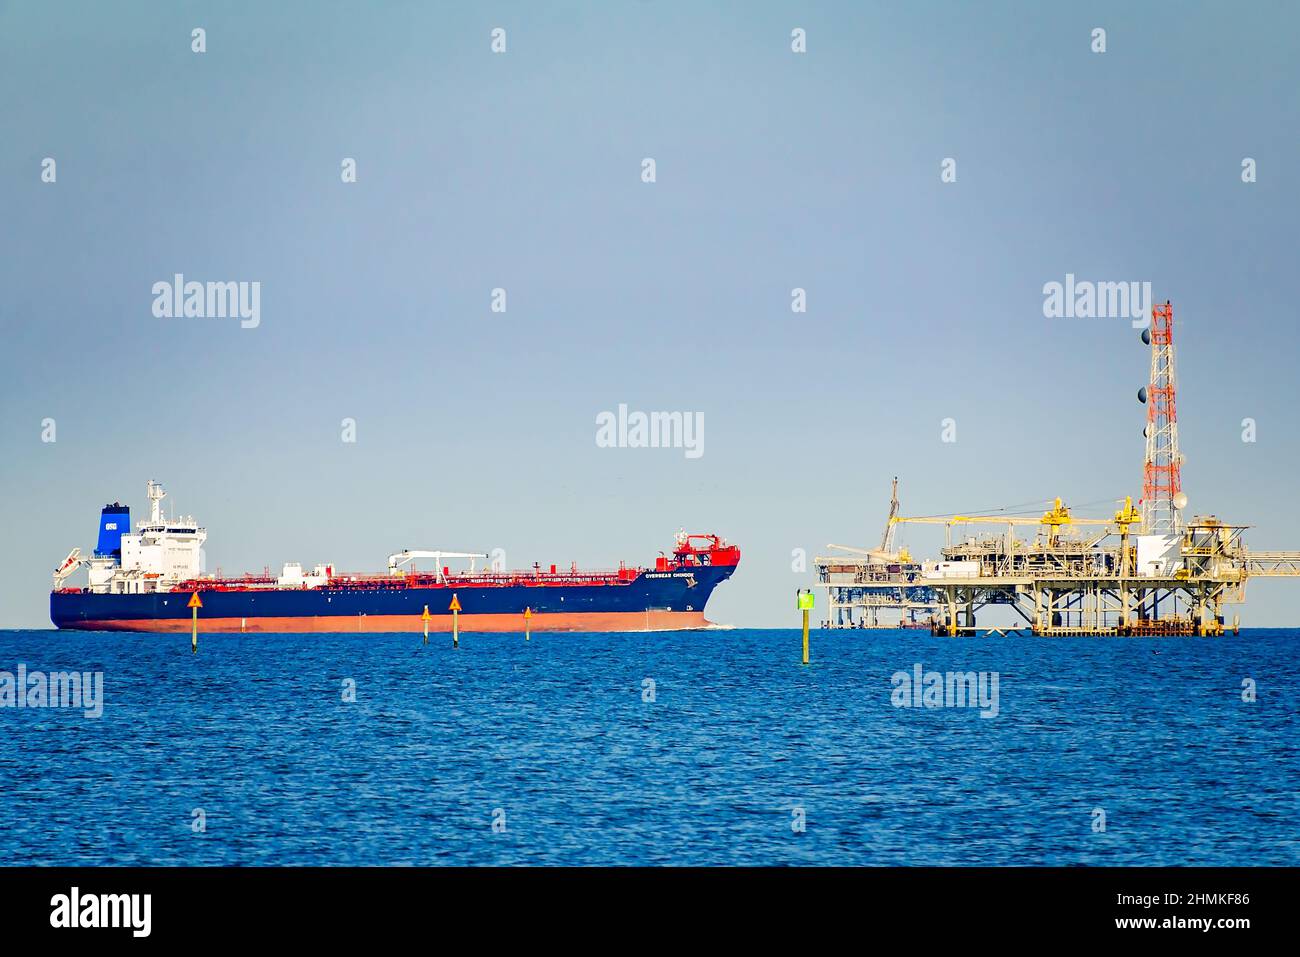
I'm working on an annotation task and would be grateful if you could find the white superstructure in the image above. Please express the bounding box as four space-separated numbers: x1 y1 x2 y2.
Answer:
55 480 342 595
61 481 208 594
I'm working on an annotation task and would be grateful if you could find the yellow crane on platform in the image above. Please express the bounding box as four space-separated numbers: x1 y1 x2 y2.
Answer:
890 497 1118 546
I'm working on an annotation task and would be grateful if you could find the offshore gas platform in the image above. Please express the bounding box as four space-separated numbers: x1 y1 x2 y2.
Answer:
815 302 1300 636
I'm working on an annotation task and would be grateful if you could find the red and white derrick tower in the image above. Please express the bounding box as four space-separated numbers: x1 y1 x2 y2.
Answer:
1140 301 1184 534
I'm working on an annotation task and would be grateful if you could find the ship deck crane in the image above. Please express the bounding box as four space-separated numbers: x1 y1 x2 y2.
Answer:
387 550 488 581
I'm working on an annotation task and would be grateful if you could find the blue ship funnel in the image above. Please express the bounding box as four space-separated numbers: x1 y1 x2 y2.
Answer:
95 503 130 561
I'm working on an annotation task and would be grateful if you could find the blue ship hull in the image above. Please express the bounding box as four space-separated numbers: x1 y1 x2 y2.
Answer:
50 565 737 633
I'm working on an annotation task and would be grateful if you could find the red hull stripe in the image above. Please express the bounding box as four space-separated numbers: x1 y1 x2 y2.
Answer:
64 610 711 634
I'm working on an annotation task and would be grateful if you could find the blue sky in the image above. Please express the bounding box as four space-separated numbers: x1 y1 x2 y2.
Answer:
2 1 1298 627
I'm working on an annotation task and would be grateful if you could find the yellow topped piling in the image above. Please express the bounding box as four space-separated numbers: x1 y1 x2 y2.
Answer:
449 593 462 648
187 592 203 654
797 589 814 664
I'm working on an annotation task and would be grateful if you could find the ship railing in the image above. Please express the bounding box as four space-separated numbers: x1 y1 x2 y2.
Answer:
172 576 279 590
167 565 677 591
333 570 642 589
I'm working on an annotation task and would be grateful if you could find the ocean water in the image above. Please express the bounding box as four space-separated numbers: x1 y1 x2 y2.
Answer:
0 627 1295 866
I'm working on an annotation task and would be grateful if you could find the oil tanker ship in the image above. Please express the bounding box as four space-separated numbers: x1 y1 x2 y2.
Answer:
50 482 739 633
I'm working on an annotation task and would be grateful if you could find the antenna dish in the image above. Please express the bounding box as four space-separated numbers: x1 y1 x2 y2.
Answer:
1141 328 1151 345
1137 386 1148 403
1173 492 1188 510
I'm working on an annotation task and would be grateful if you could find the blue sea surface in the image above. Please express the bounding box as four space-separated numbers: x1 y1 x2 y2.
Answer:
0 628 1295 866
